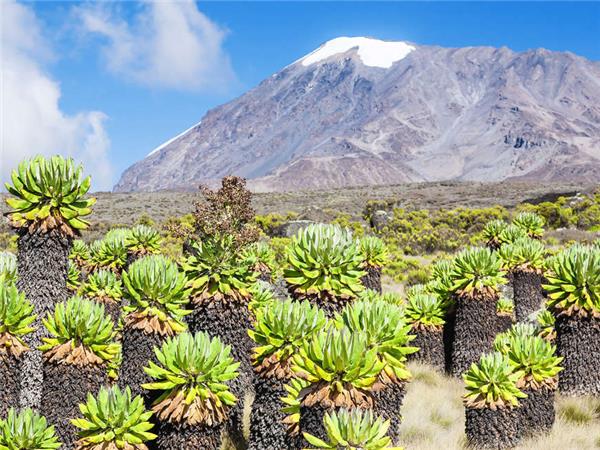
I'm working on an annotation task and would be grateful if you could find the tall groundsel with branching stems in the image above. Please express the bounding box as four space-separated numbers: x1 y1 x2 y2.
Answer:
93 229 131 275
303 408 402 450
120 255 190 397
39 296 119 447
495 295 514 334
512 212 545 240
291 327 385 445
142 331 239 450
498 224 528 246
71 385 157 450
448 247 507 377
499 335 562 436
0 283 35 416
4 155 96 408
481 220 509 250
79 269 123 325
358 236 388 293
247 299 326 450
242 241 277 282
182 235 258 449
428 258 456 373
404 292 446 370
284 224 365 317
334 300 417 444
543 244 600 395
0 408 61 450
125 225 162 268
499 238 546 321
463 352 526 449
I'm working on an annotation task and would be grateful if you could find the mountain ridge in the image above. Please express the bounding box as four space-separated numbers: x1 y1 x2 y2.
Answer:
115 37 600 192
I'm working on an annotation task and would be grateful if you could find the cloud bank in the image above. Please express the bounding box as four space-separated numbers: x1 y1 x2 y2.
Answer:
78 0 235 91
1 0 113 191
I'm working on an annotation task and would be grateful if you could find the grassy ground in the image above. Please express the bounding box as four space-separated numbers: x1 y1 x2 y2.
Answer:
400 363 600 449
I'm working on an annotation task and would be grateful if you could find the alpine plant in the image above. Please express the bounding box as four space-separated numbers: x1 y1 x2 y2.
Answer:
0 283 35 416
498 224 528 246
493 323 537 355
463 352 526 449
284 224 365 315
403 293 445 370
4 155 95 236
512 212 545 239
182 235 258 450
125 225 162 263
4 156 96 409
120 255 190 397
448 247 507 376
142 331 239 449
248 281 278 314
0 253 18 285
536 309 556 341
481 220 509 250
496 296 514 334
71 385 156 450
543 245 600 395
93 229 131 274
504 335 563 435
334 301 417 442
247 300 327 449
291 328 386 443
499 238 546 321
0 408 61 450
303 408 401 450
69 240 90 270
67 263 81 292
39 296 118 447
359 236 389 293
80 269 123 324
242 241 277 282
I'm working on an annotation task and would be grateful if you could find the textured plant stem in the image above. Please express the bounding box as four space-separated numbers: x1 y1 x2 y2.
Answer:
513 270 544 322
16 229 71 409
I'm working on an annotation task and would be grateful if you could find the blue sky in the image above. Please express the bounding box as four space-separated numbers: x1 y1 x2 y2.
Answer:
2 1 599 191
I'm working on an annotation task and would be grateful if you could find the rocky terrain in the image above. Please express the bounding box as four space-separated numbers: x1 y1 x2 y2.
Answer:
115 37 600 192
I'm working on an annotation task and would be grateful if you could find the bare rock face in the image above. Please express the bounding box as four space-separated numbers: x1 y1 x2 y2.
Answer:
114 38 600 193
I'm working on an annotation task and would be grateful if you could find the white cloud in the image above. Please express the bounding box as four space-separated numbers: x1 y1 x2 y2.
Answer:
78 0 235 91
1 0 113 191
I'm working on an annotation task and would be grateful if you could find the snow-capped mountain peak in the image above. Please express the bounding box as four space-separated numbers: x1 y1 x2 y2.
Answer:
300 36 415 68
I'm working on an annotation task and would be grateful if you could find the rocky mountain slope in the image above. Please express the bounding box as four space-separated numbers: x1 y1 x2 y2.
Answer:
114 37 600 192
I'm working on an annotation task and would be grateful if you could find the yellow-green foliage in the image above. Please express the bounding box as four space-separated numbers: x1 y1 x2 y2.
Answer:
254 212 299 235
518 192 600 231
382 206 508 255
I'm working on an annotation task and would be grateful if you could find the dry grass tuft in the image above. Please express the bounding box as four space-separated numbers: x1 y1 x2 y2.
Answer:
398 363 600 449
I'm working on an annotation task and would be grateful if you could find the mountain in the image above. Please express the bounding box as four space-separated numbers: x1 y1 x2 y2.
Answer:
114 37 600 192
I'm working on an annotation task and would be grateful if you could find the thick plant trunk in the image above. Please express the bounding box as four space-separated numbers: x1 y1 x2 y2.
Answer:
495 313 513 335
299 404 331 445
443 307 456 374
465 406 523 449
155 420 223 450
361 266 382 293
513 271 544 322
371 383 406 445
0 354 22 417
40 361 107 448
187 299 253 450
519 386 555 436
408 327 445 371
16 229 71 409
555 314 600 395
119 327 164 399
249 376 300 450
450 294 498 377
